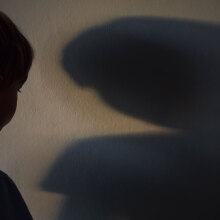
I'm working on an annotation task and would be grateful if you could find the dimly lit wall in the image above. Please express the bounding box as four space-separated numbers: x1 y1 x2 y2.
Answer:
1 1 220 219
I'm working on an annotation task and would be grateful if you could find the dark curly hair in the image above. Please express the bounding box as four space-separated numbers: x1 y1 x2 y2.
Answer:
0 11 34 89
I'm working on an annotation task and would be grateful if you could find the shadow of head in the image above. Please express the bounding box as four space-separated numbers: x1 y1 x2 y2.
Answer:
42 135 220 219
62 17 220 130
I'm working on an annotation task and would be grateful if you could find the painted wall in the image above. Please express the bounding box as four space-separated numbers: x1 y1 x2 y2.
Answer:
1 0 220 219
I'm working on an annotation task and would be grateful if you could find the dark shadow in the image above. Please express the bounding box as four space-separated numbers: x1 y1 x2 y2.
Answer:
42 134 220 219
41 17 220 219
62 17 220 130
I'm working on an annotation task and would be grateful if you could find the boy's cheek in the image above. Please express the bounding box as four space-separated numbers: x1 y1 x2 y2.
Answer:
0 106 17 129
0 90 17 129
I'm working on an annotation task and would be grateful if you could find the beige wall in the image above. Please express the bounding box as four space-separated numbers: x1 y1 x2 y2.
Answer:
1 0 220 219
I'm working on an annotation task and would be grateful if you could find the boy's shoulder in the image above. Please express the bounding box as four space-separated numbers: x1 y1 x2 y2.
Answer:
0 170 15 186
0 170 12 184
0 169 21 200
0 170 33 219
0 169 10 178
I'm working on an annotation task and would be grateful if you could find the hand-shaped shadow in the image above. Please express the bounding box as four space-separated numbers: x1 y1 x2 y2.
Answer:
41 17 220 219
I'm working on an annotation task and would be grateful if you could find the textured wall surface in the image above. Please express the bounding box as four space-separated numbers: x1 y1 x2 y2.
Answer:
1 1 220 219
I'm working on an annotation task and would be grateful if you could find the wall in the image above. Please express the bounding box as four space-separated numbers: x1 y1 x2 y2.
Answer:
1 0 220 219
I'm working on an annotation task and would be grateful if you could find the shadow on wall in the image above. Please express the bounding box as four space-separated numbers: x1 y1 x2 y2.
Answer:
41 134 220 220
61 17 220 130
41 17 220 219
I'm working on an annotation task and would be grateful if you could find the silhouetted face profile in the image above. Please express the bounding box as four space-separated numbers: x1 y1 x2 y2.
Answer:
62 17 220 130
0 79 25 130
0 11 33 131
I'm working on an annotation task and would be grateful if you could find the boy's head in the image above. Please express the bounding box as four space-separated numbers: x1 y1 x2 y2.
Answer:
0 11 33 130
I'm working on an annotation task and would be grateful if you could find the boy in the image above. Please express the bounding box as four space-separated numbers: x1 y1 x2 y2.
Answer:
0 11 33 219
